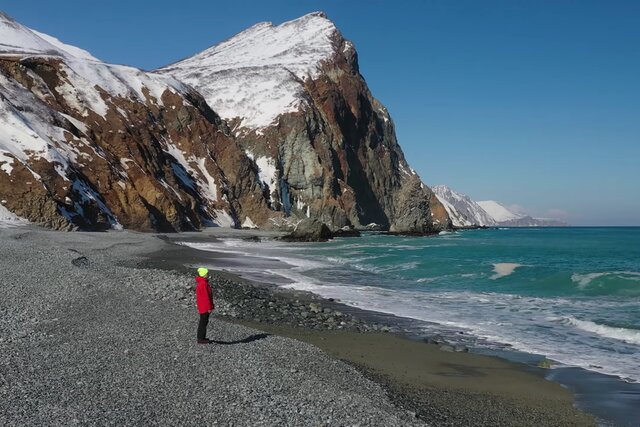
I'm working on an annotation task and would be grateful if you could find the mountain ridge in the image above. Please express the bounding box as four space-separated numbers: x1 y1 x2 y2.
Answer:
0 11 450 234
434 185 567 227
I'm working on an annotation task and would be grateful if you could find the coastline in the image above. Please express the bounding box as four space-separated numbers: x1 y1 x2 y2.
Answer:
0 227 422 426
141 229 598 426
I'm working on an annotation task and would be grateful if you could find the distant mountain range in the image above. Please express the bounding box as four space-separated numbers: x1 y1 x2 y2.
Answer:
433 185 568 227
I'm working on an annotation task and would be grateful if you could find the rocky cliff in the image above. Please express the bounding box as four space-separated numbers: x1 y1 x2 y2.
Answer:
0 11 449 233
158 12 450 233
0 11 272 231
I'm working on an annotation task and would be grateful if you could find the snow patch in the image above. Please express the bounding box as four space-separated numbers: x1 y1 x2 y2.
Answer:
0 202 28 228
213 210 235 228
242 216 258 229
246 151 278 201
195 158 217 201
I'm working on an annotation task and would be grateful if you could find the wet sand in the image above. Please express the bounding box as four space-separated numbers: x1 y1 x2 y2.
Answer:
236 321 595 426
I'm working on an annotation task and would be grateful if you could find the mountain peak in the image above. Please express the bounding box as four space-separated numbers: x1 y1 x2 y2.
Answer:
158 12 344 130
0 11 98 61
433 185 496 227
476 200 524 222
435 186 569 227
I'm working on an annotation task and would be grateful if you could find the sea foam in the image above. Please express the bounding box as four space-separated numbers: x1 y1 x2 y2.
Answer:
490 263 523 280
561 316 640 345
571 271 640 288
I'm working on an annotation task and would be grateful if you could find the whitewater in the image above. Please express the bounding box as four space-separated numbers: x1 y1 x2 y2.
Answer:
181 227 640 384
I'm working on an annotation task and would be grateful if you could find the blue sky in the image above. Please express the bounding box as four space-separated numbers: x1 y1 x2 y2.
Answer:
4 1 639 225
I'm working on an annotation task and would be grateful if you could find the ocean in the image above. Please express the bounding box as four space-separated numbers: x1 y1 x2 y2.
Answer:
181 227 640 423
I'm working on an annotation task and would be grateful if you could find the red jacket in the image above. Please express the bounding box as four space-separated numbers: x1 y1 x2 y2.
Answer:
195 276 214 314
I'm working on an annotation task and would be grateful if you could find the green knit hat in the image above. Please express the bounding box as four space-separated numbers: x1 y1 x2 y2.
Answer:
197 267 209 277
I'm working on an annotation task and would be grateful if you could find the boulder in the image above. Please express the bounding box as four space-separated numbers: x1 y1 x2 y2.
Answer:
282 218 332 242
332 226 361 238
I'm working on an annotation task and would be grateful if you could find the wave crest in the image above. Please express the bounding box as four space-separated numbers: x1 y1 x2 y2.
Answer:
571 271 640 289
561 316 640 345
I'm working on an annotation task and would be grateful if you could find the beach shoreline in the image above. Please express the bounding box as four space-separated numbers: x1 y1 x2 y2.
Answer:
139 228 599 426
0 226 424 426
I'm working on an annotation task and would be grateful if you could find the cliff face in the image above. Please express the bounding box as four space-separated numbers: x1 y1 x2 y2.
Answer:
1 11 449 233
0 12 271 231
159 12 450 233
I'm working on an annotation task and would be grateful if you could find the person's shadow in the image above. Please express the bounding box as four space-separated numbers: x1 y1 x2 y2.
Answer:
210 333 270 345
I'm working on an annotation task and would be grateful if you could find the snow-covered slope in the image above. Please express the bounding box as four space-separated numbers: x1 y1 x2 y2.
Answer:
0 11 188 168
159 11 450 233
432 185 496 227
477 200 524 223
1 11 450 233
0 12 272 230
0 200 27 228
434 186 568 227
158 12 339 131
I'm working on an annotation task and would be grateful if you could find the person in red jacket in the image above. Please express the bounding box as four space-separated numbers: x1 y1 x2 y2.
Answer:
195 267 214 344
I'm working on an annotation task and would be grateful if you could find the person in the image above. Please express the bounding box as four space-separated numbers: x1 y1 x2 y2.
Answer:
195 267 214 344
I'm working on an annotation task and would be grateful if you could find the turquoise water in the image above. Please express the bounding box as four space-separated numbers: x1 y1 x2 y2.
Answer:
186 227 640 383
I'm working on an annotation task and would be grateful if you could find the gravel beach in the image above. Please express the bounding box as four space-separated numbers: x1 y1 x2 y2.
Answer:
0 227 421 426
0 227 596 426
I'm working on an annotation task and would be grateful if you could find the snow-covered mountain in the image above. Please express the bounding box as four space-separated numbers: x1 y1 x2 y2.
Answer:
432 185 496 227
159 12 338 132
0 11 450 233
434 185 567 227
476 200 522 223
0 11 271 230
159 12 450 233
477 200 568 226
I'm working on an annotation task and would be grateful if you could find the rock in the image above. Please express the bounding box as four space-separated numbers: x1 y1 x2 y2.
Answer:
332 227 361 238
439 345 455 352
282 219 332 242
71 256 90 268
1 13 452 235
453 345 469 353
538 358 553 369
423 335 445 345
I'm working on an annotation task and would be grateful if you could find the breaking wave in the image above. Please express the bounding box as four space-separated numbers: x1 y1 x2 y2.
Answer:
571 271 640 288
560 316 640 345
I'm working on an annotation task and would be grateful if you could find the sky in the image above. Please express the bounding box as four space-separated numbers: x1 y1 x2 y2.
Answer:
3 0 639 225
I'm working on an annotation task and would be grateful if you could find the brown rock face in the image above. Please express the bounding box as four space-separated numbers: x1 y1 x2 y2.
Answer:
0 55 271 231
1 12 449 233
229 35 451 233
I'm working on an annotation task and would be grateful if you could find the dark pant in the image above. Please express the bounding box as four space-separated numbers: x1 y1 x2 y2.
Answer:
197 312 210 340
